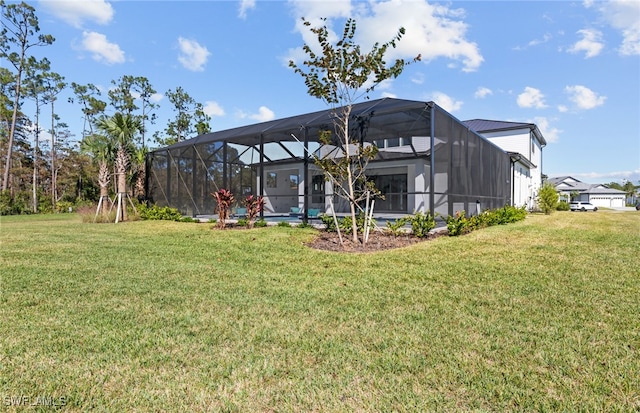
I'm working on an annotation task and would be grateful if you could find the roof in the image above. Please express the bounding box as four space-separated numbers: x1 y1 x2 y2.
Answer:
507 152 536 169
155 98 437 152
548 176 627 195
464 119 547 147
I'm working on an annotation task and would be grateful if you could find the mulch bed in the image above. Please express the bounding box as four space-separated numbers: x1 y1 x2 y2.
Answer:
305 230 445 253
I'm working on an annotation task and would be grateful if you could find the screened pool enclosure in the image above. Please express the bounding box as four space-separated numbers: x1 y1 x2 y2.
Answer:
146 98 511 219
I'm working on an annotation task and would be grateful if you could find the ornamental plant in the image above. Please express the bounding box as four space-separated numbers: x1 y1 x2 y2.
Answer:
410 211 436 238
212 189 234 229
243 195 265 228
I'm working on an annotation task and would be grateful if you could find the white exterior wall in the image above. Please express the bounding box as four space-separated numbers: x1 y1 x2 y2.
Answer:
512 162 532 208
482 128 543 208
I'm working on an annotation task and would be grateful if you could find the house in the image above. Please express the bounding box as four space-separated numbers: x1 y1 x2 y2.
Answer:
548 176 627 208
463 119 546 210
146 98 545 219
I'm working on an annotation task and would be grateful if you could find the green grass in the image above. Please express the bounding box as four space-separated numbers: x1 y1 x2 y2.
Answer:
1 211 639 411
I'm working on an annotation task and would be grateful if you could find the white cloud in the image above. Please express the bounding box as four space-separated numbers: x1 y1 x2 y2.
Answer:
564 85 606 110
517 87 547 109
79 31 125 64
150 93 163 103
474 87 492 99
287 0 483 73
528 33 552 47
596 0 640 56
359 1 483 72
568 29 604 58
532 116 560 143
429 91 462 112
250 106 275 122
238 0 256 19
515 33 553 50
411 73 425 85
238 106 275 123
39 0 114 28
203 101 225 117
570 169 640 183
177 37 211 72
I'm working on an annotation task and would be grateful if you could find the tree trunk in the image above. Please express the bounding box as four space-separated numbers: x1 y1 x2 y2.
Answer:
98 161 110 216
342 106 359 243
3 64 24 192
50 98 56 211
115 145 129 221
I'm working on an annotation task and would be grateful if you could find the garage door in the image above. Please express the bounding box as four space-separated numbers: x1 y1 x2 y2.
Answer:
611 198 625 207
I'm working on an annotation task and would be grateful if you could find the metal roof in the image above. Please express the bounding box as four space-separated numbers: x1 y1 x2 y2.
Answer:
463 119 547 147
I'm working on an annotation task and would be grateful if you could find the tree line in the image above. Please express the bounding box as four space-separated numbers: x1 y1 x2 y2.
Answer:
0 0 211 215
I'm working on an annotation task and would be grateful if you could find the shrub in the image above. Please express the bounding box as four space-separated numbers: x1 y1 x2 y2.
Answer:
243 195 265 228
236 218 248 227
491 205 528 224
556 201 570 211
339 211 374 235
410 211 436 238
297 222 313 229
254 219 267 228
0 190 32 215
56 201 74 213
321 214 337 232
446 211 472 236
386 217 409 237
138 203 183 221
537 183 559 215
277 221 292 227
212 189 234 229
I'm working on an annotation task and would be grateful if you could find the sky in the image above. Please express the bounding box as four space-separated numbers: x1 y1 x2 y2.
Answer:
9 0 640 184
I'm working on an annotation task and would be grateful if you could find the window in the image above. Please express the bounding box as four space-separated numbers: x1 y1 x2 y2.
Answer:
266 172 277 188
371 174 407 211
312 175 325 204
289 174 299 190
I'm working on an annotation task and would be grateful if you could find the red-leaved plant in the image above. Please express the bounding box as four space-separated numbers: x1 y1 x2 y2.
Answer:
212 189 234 229
244 195 265 228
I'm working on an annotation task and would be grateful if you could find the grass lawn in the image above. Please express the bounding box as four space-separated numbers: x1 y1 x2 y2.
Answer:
1 210 639 411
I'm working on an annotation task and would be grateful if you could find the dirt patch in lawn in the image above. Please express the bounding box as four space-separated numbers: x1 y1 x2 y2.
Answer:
305 229 446 253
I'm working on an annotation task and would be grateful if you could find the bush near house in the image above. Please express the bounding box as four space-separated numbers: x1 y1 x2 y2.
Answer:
446 205 528 236
537 182 559 214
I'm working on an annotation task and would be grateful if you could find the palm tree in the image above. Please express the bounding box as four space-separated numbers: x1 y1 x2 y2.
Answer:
80 133 114 217
129 146 148 200
95 113 141 222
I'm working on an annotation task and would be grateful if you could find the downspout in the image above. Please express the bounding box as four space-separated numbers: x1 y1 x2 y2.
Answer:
510 157 516 207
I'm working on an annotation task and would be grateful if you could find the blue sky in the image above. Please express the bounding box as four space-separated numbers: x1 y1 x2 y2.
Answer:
20 0 640 184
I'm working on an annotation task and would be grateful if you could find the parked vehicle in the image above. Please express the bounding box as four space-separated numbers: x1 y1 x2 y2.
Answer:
636 203 640 211
570 201 598 212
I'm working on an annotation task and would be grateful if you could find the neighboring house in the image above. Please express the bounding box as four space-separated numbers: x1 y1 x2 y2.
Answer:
146 98 545 218
548 176 626 208
464 119 546 210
